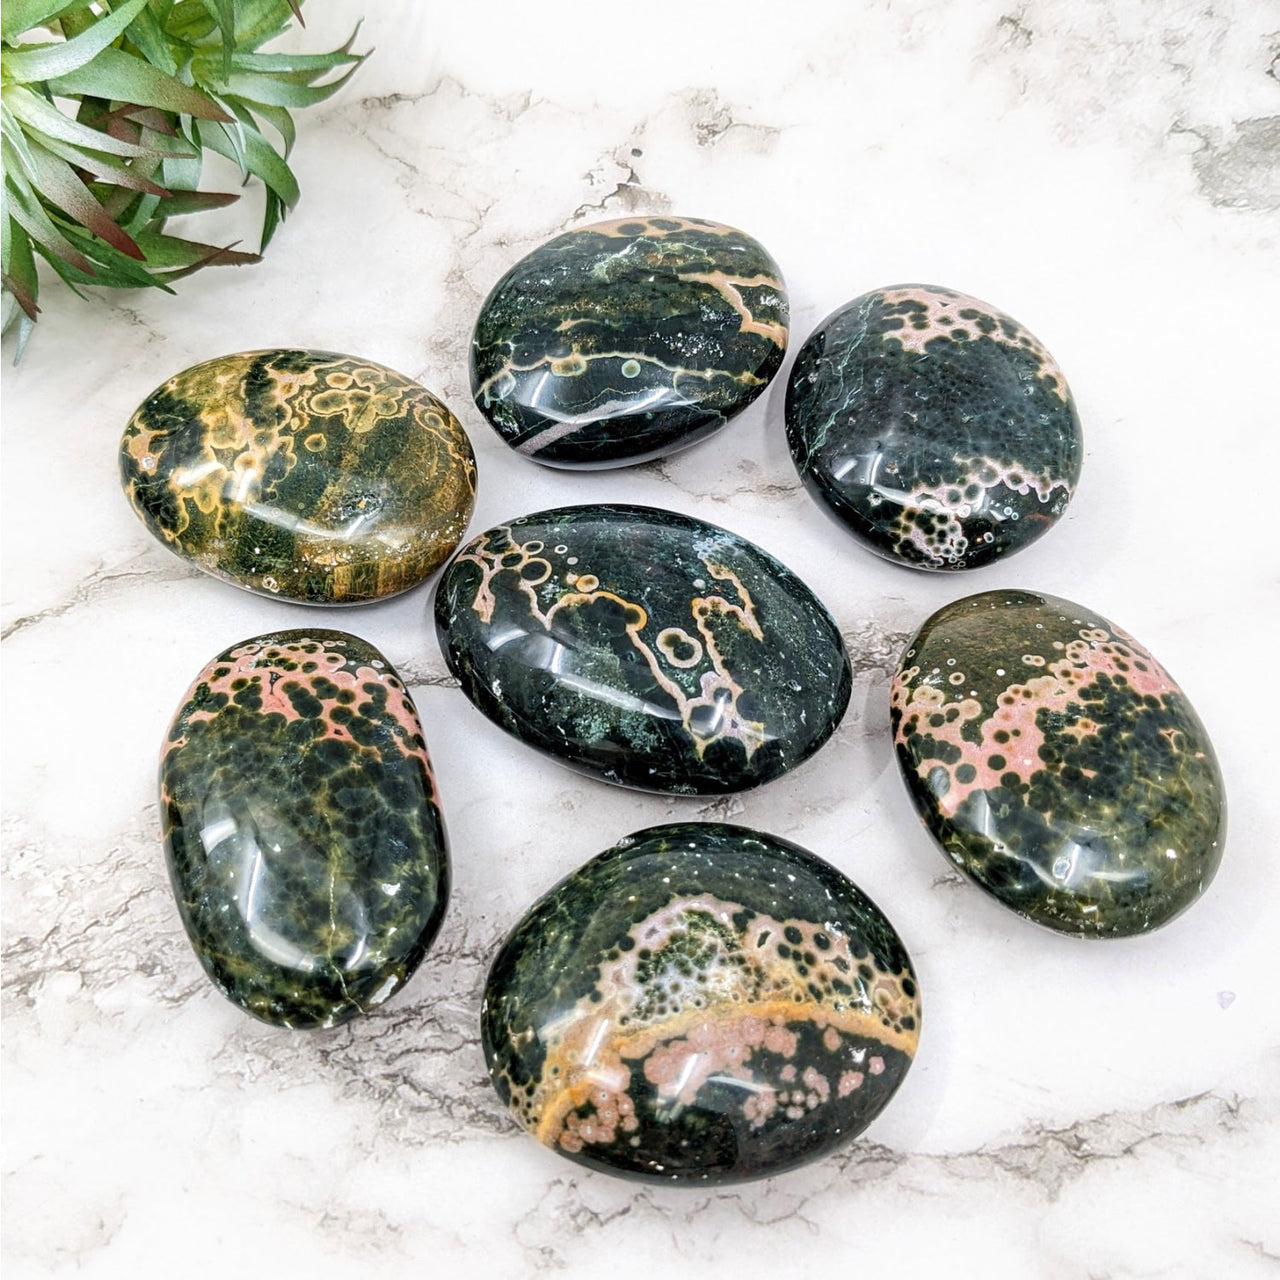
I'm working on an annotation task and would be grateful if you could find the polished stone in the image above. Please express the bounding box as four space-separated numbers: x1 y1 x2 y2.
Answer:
434 503 850 793
482 822 920 1184
121 349 476 604
160 630 450 1027
471 216 788 468
891 591 1225 936
786 285 1082 570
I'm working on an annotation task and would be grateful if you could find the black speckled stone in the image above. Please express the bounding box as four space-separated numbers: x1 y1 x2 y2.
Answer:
471 216 788 468
161 630 450 1027
891 591 1225 936
434 504 851 794
483 822 921 1184
121 350 476 604
786 285 1082 570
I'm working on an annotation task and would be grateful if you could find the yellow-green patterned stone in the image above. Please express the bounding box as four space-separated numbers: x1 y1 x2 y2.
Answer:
120 349 476 604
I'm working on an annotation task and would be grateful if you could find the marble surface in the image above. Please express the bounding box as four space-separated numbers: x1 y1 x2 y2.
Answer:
3 0 1278 1275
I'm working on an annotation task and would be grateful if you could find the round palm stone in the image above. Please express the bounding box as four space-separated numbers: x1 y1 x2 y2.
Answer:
891 591 1226 936
121 349 476 604
786 285 1083 570
471 216 788 468
482 822 921 1184
161 630 450 1027
434 503 851 794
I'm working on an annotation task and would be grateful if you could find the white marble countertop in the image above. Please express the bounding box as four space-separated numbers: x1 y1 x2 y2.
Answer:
4 1 1279 1275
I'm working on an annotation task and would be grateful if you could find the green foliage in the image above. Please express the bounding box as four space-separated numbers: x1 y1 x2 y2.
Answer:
1 0 365 354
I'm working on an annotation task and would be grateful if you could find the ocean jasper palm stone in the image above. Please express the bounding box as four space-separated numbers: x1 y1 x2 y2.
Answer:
121 349 476 603
786 286 1082 570
161 630 450 1027
434 504 851 794
891 591 1225 936
471 216 788 467
483 823 920 1183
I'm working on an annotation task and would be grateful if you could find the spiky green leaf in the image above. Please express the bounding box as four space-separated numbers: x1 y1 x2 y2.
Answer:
199 0 236 77
159 149 202 192
4 85 162 159
2 0 366 345
44 218 169 285
225 57 362 109
121 188 161 230
35 132 169 195
243 98 293 154
3 212 44 310
48 46 232 119
2 0 150 81
123 6 179 76
229 29 361 76
229 0 301 48
148 187 237 216
0 102 44 181
197 113 297 206
0 0 94 43
6 177 96 270
132 228 257 268
25 137 144 256
6 167 94 272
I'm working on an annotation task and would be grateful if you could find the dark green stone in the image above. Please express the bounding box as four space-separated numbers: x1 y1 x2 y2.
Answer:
786 286 1083 570
434 504 851 794
891 591 1225 936
470 216 788 468
121 349 476 604
482 822 921 1184
161 630 450 1027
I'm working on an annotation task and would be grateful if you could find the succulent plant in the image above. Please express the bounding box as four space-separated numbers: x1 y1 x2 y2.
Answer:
1 0 364 353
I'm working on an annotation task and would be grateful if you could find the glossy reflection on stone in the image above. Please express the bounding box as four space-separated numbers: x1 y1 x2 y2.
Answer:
471 216 788 468
891 591 1225 936
434 504 851 794
786 285 1082 570
161 630 450 1027
483 822 921 1184
121 349 476 604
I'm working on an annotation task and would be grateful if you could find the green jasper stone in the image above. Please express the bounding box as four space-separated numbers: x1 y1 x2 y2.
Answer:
471 216 789 468
891 591 1226 937
786 286 1083 570
160 630 450 1027
434 503 851 794
121 349 477 604
482 822 921 1184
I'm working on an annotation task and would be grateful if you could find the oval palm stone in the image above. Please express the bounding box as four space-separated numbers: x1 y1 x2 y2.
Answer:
121 349 476 604
470 216 788 468
434 504 851 794
786 285 1082 570
161 630 450 1027
891 591 1225 936
483 822 921 1184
